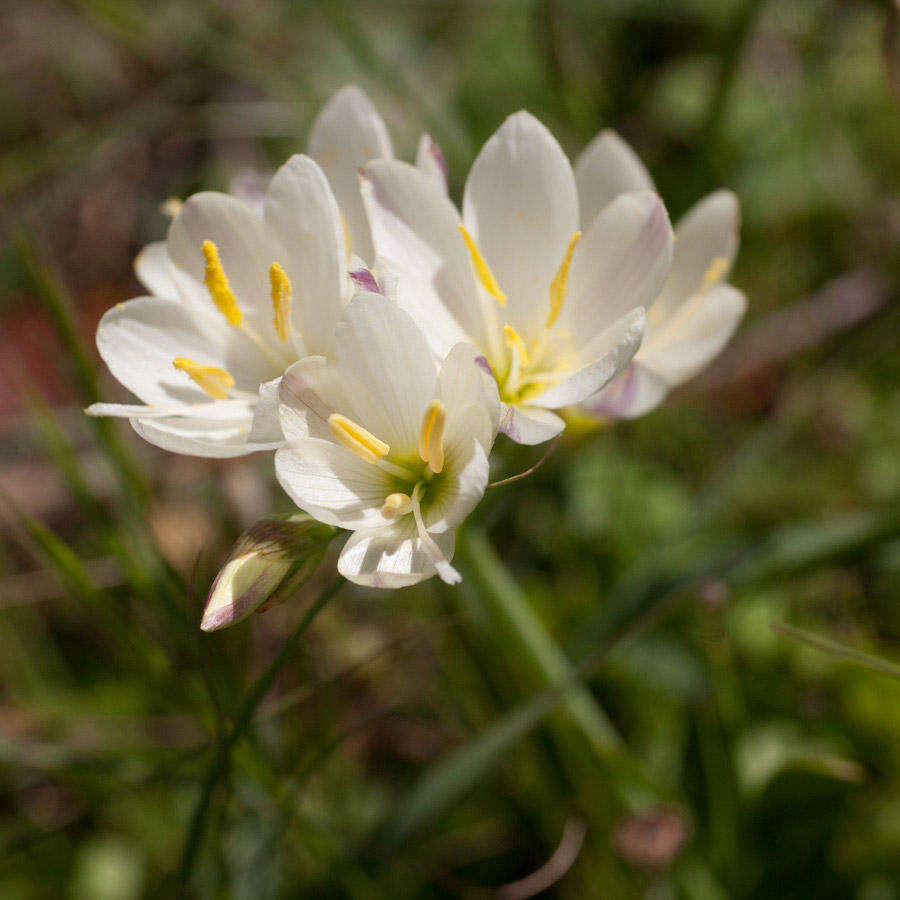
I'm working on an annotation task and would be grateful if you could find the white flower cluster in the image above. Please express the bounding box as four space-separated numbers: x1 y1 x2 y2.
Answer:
89 86 745 604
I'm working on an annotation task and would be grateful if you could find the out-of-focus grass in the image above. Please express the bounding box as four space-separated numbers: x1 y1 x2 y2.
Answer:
1 0 899 896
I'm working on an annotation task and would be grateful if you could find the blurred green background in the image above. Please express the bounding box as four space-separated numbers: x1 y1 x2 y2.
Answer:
1 0 900 896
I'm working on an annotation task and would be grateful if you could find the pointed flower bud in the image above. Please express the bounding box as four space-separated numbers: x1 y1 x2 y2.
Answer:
201 514 336 631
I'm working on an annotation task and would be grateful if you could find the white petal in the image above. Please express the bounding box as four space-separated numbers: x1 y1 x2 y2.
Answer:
639 283 746 385
275 438 392 530
167 192 282 345
361 160 483 356
574 129 655 229
531 308 645 409
654 190 740 321
334 292 439 453
414 133 448 193
134 241 178 298
582 362 670 420
308 85 393 263
561 191 673 346
134 241 213 314
499 403 565 445
438 342 502 455
462 111 578 334
131 415 278 458
264 155 347 356
95 296 274 406
228 167 269 216
425 438 489 534
278 356 343 442
87 399 251 419
247 378 284 444
337 519 456 589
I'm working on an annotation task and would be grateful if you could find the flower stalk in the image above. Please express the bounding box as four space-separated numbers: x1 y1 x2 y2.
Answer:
180 576 344 886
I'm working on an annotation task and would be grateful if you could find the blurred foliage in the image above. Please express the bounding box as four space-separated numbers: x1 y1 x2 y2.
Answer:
1 0 900 896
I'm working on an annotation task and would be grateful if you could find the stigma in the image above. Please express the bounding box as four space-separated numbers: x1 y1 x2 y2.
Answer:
269 262 292 342
173 357 235 400
202 240 243 327
328 413 390 465
545 231 581 328
459 223 506 306
418 399 447 474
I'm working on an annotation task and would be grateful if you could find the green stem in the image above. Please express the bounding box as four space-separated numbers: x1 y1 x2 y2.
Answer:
458 528 659 810
177 577 344 886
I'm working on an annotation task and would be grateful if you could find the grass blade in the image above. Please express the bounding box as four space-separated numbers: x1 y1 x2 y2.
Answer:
773 622 900 680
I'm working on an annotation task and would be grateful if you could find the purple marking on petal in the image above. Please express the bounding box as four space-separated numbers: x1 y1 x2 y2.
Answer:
498 406 521 442
201 569 271 631
279 367 334 427
427 136 448 180
475 355 494 377
349 268 382 294
584 363 637 418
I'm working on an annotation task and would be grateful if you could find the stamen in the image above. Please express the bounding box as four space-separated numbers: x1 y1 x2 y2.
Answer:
381 492 411 519
173 357 235 400
418 399 447 474
701 255 730 289
458 223 506 306
328 413 389 465
269 262 292 342
503 323 530 366
545 231 581 328
340 211 352 261
410 483 461 585
202 240 243 326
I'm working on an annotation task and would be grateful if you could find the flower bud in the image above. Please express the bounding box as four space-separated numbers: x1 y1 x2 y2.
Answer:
201 514 336 631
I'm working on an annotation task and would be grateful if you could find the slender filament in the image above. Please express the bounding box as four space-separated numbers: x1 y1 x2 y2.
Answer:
410 483 461 584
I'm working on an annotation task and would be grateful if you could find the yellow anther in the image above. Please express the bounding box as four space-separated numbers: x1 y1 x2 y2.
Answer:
458 223 506 306
328 413 390 465
160 197 183 218
173 357 235 400
418 399 447 474
503 323 530 366
269 262 292 342
381 492 411 519
340 211 352 261
202 240 242 327
545 231 581 328
701 255 730 289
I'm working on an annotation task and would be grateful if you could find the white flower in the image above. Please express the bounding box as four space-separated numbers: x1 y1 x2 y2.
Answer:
308 84 448 263
88 154 365 457
275 292 500 588
360 111 674 444
576 131 747 419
